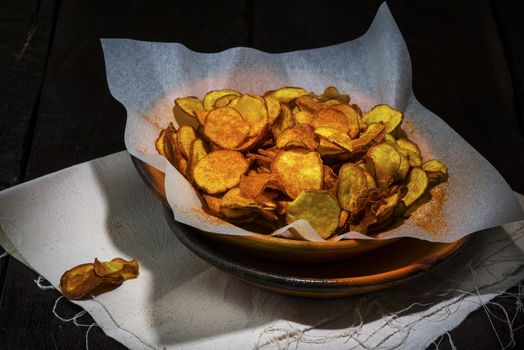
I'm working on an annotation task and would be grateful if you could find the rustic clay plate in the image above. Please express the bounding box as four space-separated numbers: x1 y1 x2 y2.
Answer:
131 156 397 263
132 156 468 297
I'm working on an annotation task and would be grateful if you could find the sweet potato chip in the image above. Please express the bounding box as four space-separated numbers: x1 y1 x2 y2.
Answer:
235 94 268 138
155 129 167 159
203 89 241 111
331 104 360 138
94 258 139 282
193 150 249 194
265 87 308 103
203 107 250 149
177 125 197 159
271 103 295 137
317 138 345 157
240 171 271 199
187 138 209 182
422 159 448 183
175 96 204 118
337 163 368 213
402 167 429 207
214 94 240 108
366 143 401 190
362 104 403 134
60 258 139 300
313 108 350 133
286 190 341 239
293 110 314 125
203 194 222 215
397 138 423 167
296 95 323 112
264 96 281 125
60 263 101 300
271 149 323 198
275 124 319 150
314 127 353 152
351 122 385 150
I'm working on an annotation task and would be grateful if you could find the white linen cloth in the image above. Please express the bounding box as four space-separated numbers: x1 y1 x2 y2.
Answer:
1 151 524 349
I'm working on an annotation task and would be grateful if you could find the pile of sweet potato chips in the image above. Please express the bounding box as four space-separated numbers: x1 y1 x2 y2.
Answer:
156 87 448 239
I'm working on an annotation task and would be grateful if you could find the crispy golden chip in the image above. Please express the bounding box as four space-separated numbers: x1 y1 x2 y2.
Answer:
271 149 323 198
265 87 308 103
357 163 377 189
275 124 319 150
60 258 139 300
203 107 250 149
175 96 204 118
423 159 448 183
193 150 249 194
196 110 208 126
271 103 295 137
94 258 139 282
397 138 423 167
235 94 268 138
286 190 341 239
312 86 350 103
323 165 338 195
203 89 241 111
203 194 222 215
373 191 400 223
214 94 240 108
187 138 209 182
338 209 349 228
296 95 323 112
351 122 386 150
317 138 345 157
366 143 401 190
60 263 101 300
314 127 353 152
402 167 429 207
264 96 281 125
173 105 200 129
383 134 410 180
155 129 167 158
331 104 360 138
221 187 259 209
362 104 403 133
313 107 350 133
293 110 314 125
164 124 188 174
240 171 272 199
337 163 368 213
177 125 197 159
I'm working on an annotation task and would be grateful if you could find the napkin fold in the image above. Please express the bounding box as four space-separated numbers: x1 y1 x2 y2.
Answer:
1 151 524 349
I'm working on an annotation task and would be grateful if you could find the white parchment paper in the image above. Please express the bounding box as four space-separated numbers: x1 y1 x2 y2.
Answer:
100 3 523 242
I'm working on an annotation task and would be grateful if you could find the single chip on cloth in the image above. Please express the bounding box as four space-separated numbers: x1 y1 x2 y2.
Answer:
60 258 139 300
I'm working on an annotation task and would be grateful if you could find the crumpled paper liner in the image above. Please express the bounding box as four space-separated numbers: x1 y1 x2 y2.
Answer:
101 3 523 242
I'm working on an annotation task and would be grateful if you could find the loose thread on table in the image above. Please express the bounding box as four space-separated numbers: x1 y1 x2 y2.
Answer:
52 295 99 350
34 275 55 290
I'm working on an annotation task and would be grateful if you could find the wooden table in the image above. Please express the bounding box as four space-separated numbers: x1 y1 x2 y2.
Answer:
1 1 524 348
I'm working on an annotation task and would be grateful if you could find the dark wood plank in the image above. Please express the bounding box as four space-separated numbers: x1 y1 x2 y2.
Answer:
0 0 57 190
0 0 250 349
490 0 524 134
0 0 58 308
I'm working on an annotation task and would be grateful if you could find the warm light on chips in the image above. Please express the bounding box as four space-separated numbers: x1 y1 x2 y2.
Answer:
60 258 139 300
156 86 448 238
193 150 249 194
286 190 341 239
